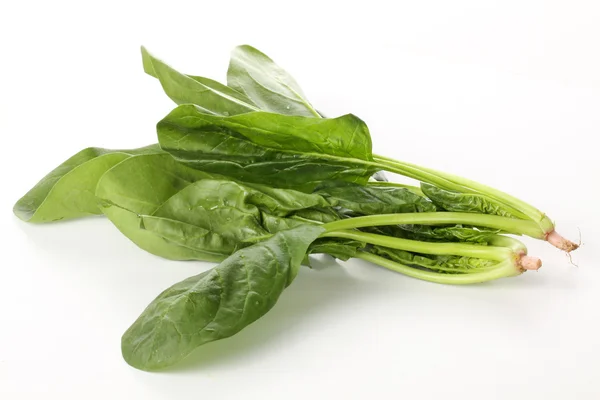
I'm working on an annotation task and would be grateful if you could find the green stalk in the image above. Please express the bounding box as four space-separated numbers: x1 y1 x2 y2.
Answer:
356 252 522 284
321 212 545 239
372 155 554 232
322 230 512 261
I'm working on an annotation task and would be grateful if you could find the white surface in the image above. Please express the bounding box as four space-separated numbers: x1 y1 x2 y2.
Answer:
1 1 599 399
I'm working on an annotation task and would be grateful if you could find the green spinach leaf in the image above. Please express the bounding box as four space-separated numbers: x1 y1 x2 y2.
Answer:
14 144 162 223
315 181 436 215
420 183 522 218
121 224 324 371
158 105 376 191
96 153 222 261
141 47 259 116
227 45 320 117
97 154 333 261
308 238 365 261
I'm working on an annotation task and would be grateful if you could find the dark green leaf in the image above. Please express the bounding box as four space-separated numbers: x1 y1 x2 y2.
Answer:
142 178 333 257
97 154 333 261
121 225 324 371
291 207 342 224
421 183 521 218
308 238 365 261
241 182 330 217
395 224 500 244
227 45 320 117
315 181 436 215
257 212 359 260
14 144 162 223
158 105 376 191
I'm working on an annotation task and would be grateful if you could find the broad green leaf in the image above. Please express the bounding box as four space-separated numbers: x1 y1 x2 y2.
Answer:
227 45 320 117
96 153 220 261
421 183 524 219
121 225 324 371
147 179 271 251
97 154 333 261
141 46 259 116
138 178 331 257
138 216 241 261
370 246 497 274
158 105 376 191
315 181 436 215
241 182 330 216
13 144 162 223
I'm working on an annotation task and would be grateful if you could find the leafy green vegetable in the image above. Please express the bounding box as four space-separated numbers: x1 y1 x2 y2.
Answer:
14 144 162 223
227 45 320 117
97 153 335 261
420 183 520 218
143 44 577 246
157 105 377 191
291 207 342 224
315 181 436 215
141 47 259 116
10 43 575 373
121 225 324 371
308 238 365 261
370 246 497 274
223 45 571 242
96 153 221 260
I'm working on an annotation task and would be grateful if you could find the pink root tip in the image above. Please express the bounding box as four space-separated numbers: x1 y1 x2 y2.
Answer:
519 255 542 271
546 230 579 252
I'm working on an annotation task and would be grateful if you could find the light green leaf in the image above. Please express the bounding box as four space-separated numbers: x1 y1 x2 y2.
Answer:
13 144 162 223
96 153 219 261
227 45 320 117
141 46 259 116
371 246 498 274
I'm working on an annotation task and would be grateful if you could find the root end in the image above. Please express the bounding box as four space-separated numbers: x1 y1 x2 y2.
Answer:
519 255 542 271
546 230 579 252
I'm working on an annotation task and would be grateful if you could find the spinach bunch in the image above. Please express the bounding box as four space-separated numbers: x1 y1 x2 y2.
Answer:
144 45 577 253
12 44 575 371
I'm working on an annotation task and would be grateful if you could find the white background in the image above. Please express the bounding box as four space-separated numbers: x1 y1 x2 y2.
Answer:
1 1 599 399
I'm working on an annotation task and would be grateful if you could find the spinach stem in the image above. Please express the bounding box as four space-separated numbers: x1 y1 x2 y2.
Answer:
372 154 554 231
322 230 512 261
355 252 522 284
321 212 545 239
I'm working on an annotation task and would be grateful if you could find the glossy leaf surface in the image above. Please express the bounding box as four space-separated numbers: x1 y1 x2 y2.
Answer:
121 225 324 371
315 181 436 215
227 45 320 117
158 105 376 191
141 47 258 116
421 183 520 218
97 154 333 261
